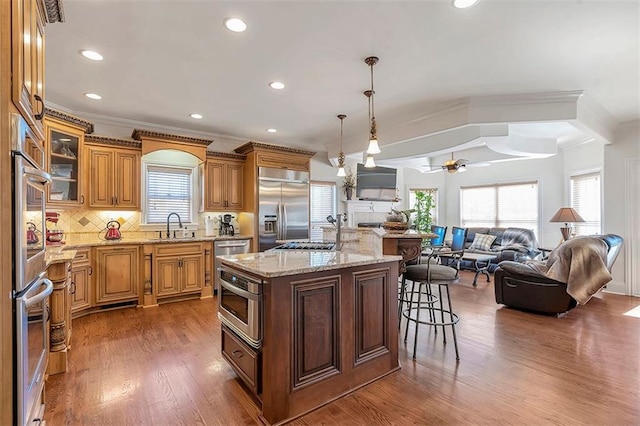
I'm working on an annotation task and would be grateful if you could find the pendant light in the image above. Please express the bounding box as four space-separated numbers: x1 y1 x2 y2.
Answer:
336 114 346 177
365 56 381 155
364 90 376 168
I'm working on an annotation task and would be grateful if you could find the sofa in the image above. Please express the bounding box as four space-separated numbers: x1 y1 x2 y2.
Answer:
494 234 623 315
460 227 540 272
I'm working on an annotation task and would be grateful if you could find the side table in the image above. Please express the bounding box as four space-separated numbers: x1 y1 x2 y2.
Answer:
461 253 497 286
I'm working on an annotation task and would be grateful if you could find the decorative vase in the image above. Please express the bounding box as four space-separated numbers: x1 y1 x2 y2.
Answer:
345 187 353 200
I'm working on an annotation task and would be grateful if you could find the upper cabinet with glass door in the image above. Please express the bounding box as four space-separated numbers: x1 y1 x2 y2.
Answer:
44 110 93 208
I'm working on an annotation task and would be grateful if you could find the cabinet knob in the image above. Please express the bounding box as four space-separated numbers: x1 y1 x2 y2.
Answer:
231 350 244 359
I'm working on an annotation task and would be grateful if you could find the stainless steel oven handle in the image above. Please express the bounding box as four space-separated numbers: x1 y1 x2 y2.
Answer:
24 278 53 309
219 279 260 301
24 165 51 185
217 243 248 248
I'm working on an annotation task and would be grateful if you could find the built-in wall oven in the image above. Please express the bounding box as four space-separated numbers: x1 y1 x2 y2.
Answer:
217 266 262 349
12 114 53 425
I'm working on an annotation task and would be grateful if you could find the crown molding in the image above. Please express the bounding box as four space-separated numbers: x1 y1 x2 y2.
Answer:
44 107 94 134
43 0 64 23
131 129 213 147
234 141 317 157
206 151 247 161
85 135 142 149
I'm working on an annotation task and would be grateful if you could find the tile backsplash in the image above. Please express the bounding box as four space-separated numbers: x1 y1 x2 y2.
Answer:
48 210 243 235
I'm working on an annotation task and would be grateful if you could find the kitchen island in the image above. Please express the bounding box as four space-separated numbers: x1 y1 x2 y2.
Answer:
217 251 401 425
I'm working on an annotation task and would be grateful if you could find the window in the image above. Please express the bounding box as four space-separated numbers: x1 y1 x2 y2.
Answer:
571 172 601 236
141 150 201 227
408 188 438 226
310 181 337 241
460 181 539 238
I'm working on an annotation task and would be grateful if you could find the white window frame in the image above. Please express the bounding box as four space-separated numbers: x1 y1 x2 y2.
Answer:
408 188 439 226
140 158 200 230
570 170 602 236
460 180 539 238
310 180 337 241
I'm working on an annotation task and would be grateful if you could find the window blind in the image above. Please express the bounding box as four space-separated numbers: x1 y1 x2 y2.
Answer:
310 181 336 241
571 172 601 236
460 181 539 238
145 165 192 224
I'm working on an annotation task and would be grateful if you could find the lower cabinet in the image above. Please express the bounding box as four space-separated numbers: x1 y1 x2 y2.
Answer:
221 324 261 395
70 248 92 315
95 245 140 305
153 242 204 299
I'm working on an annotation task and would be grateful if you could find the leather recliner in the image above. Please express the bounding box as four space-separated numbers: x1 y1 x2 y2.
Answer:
494 234 624 315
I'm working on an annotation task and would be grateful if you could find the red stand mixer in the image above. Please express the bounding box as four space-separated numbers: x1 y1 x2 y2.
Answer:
45 212 65 245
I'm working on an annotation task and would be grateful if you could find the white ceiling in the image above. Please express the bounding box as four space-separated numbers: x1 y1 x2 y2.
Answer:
44 0 639 168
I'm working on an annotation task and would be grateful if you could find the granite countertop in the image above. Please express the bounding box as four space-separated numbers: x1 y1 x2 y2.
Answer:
218 251 402 278
45 248 77 266
57 233 252 249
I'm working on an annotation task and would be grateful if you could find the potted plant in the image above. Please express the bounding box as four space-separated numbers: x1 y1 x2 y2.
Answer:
412 191 434 232
342 167 356 200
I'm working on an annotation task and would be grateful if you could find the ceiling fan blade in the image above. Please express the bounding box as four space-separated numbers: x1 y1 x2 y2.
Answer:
465 161 491 168
422 167 444 174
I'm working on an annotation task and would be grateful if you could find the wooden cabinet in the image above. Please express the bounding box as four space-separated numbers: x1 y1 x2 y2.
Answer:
46 259 72 375
86 144 140 210
70 249 92 315
205 154 245 211
11 0 47 139
222 324 261 395
153 242 204 299
44 113 92 208
94 245 140 305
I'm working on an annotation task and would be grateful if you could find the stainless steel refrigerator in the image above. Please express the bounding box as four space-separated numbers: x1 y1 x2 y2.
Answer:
258 167 309 251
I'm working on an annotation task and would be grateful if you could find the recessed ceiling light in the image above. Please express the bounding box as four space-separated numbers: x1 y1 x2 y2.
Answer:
269 81 285 90
80 50 103 61
452 0 479 9
84 93 102 100
224 18 247 32
266 128 277 133
190 113 203 119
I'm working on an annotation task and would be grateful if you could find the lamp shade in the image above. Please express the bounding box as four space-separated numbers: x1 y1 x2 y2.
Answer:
550 207 585 224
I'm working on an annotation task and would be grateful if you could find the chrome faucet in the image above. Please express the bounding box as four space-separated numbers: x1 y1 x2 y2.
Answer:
166 212 183 238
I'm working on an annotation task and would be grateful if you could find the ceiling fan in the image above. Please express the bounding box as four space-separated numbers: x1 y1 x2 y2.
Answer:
422 153 490 174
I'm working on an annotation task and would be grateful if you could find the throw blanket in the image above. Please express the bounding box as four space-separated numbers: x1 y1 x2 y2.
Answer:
499 227 539 257
529 236 611 304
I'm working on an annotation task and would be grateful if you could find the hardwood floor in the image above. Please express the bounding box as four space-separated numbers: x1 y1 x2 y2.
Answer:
45 271 640 425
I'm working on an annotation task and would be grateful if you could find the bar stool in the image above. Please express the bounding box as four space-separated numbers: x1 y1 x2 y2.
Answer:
401 261 460 360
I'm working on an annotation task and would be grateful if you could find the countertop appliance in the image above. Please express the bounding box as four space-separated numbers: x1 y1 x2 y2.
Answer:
217 266 263 349
258 167 310 252
219 214 235 236
45 211 65 245
11 114 54 425
104 220 122 240
214 238 251 292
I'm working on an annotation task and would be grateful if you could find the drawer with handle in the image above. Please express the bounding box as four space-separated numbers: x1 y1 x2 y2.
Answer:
221 324 261 395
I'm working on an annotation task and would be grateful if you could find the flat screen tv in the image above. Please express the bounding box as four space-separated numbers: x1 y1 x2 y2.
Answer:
355 163 397 201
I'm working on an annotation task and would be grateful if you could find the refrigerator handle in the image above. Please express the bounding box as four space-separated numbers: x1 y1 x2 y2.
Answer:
282 204 288 240
277 203 282 240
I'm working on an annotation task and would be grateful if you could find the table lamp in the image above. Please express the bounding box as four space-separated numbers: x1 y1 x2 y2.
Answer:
550 207 585 241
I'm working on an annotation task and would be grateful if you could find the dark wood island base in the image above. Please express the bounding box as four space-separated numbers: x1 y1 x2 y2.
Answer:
220 256 400 425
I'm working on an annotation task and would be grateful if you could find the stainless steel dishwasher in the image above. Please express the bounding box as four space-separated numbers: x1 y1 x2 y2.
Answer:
214 238 251 292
